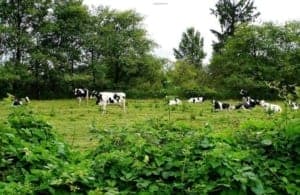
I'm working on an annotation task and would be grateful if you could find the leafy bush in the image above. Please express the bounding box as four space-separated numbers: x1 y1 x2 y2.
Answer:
1 107 299 194
0 108 93 194
89 118 300 194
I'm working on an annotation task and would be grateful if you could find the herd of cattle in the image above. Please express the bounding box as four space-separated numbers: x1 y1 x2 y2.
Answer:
168 89 298 112
11 88 299 113
73 88 298 113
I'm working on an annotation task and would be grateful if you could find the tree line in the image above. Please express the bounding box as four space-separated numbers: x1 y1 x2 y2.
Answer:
0 0 299 100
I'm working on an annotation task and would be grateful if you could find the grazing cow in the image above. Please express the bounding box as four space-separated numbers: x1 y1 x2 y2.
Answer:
260 100 282 113
188 97 204 103
168 98 182 106
95 92 126 113
212 100 231 110
12 96 30 106
288 100 299 110
74 88 89 104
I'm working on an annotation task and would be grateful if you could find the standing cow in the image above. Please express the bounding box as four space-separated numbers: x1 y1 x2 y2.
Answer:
74 88 89 104
95 92 126 113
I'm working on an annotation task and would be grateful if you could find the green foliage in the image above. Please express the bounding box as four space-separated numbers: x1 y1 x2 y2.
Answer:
164 60 219 98
173 27 206 68
0 1 164 99
89 118 299 194
0 100 299 193
209 21 300 99
0 108 93 194
210 0 260 53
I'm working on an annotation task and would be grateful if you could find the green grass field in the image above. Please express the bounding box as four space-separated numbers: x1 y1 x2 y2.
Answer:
1 98 299 194
1 98 297 151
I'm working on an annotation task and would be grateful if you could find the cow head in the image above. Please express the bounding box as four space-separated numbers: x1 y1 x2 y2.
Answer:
90 90 98 99
95 94 103 105
240 89 249 97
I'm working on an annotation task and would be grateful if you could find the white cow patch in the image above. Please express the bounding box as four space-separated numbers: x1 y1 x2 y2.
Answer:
288 100 299 110
188 97 204 103
168 98 182 106
260 100 282 113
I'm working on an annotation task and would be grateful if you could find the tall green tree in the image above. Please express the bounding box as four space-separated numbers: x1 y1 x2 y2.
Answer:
209 22 300 98
82 6 110 89
92 7 156 88
0 0 52 67
0 0 56 98
173 27 206 68
210 0 260 53
51 0 89 75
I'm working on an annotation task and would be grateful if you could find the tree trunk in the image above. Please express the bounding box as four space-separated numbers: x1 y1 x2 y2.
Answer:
16 0 22 66
91 49 96 87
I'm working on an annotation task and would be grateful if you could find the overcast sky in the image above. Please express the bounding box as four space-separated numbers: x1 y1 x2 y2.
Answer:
83 0 300 64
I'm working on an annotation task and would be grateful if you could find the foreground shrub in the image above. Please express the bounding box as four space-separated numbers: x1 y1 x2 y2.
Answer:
1 107 299 194
89 118 300 194
0 108 93 194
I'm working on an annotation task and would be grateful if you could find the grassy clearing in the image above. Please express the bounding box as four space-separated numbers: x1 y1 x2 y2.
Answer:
0 98 298 150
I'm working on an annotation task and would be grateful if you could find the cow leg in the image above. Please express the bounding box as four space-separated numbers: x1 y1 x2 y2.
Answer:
86 91 89 105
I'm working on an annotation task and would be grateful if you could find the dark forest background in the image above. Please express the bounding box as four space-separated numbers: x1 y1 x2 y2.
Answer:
0 0 299 100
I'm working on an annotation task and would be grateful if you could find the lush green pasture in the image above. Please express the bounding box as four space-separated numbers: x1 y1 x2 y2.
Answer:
1 98 299 194
0 98 295 150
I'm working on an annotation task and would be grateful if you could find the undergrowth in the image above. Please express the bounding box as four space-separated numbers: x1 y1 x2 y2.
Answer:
0 107 299 194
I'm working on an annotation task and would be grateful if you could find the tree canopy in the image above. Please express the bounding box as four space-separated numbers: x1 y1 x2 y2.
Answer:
0 1 164 98
210 0 260 53
209 21 300 98
173 27 206 68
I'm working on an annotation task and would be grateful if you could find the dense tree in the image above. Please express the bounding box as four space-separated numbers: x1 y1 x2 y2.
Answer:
209 22 300 98
0 0 32 66
0 0 58 98
51 0 89 75
165 60 212 98
91 7 158 89
173 27 206 68
210 0 260 53
0 1 165 98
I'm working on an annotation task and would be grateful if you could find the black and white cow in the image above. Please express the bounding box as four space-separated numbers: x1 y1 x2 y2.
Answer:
260 100 282 113
212 100 231 110
168 98 182 106
95 92 126 113
12 96 30 106
288 100 299 110
235 89 260 110
235 96 260 110
74 88 89 104
187 97 204 103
